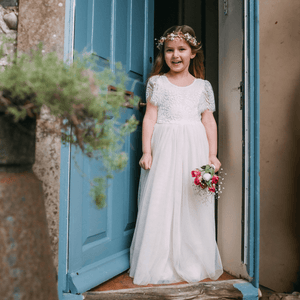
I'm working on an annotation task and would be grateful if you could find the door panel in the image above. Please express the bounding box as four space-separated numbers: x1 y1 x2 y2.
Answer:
127 0 145 78
66 0 153 293
93 1 112 61
115 1 129 67
218 0 249 279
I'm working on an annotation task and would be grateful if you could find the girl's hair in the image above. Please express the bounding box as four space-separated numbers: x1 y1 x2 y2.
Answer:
150 25 205 79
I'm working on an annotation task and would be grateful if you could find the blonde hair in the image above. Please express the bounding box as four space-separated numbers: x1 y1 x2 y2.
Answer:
150 25 205 79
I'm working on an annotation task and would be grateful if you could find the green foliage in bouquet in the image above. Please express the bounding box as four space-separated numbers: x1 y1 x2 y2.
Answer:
0 43 139 208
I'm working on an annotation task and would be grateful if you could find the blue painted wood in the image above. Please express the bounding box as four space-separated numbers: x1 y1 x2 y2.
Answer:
127 0 145 77
60 0 154 294
115 0 129 68
68 249 130 293
93 0 112 61
247 0 260 289
58 1 75 299
62 293 84 300
73 0 91 53
58 141 72 299
63 0 75 62
234 282 259 300
143 0 154 82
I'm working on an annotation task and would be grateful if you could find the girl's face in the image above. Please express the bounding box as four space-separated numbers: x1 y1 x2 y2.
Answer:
164 38 196 75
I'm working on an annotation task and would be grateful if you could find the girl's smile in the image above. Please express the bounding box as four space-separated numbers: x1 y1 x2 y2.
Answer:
164 39 196 75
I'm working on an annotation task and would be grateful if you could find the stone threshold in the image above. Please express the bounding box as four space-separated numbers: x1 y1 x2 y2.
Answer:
83 279 258 300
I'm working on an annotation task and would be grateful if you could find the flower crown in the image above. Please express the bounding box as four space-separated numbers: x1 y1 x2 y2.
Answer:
156 31 201 50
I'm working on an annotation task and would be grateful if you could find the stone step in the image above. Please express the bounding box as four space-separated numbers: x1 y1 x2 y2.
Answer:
83 279 257 300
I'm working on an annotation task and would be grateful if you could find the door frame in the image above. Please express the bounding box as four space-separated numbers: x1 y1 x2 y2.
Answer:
58 0 260 299
58 0 75 299
244 0 260 289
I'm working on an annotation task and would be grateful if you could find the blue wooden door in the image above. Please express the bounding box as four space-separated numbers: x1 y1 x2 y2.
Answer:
59 0 154 296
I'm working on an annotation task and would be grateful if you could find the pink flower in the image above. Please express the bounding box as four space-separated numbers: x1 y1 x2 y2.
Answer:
191 170 201 177
194 176 201 185
212 176 219 184
208 186 216 193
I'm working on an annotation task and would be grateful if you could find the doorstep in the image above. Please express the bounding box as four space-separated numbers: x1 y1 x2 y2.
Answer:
83 279 259 299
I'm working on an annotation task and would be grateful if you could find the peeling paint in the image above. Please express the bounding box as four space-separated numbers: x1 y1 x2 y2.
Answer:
8 254 16 266
13 287 21 300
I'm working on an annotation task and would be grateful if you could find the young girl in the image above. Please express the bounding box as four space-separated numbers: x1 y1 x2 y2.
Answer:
129 25 223 285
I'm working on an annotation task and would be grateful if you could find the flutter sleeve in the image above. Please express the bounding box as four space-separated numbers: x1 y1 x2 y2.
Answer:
146 75 160 106
203 80 216 112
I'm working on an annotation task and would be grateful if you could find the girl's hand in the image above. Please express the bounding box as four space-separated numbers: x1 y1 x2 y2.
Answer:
209 155 221 172
139 153 152 170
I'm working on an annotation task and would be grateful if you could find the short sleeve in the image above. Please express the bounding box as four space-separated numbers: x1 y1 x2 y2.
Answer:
203 80 216 112
146 75 160 106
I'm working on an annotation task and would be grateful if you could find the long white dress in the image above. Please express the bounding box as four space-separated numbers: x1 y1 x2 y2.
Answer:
129 74 223 285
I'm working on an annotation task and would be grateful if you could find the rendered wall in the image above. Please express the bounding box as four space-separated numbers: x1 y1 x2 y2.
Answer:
259 0 300 292
17 0 66 272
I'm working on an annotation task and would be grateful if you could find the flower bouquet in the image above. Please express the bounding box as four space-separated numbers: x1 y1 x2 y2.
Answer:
191 164 219 195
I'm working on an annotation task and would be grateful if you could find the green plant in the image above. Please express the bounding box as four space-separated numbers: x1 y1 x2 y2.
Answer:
0 44 139 208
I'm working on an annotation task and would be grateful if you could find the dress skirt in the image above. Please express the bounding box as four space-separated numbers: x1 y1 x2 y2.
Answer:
129 121 223 285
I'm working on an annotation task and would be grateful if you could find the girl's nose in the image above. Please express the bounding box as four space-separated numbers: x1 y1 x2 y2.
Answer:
173 50 179 57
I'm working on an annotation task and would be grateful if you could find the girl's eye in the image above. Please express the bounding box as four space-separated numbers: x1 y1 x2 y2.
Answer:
180 48 186 51
166 49 173 52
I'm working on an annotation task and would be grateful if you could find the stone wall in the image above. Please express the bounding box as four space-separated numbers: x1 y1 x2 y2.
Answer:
1 0 65 273
0 4 17 68
18 0 65 59
16 0 66 272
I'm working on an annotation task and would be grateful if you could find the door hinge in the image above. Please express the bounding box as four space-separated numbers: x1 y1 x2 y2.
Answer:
224 0 228 15
239 81 244 110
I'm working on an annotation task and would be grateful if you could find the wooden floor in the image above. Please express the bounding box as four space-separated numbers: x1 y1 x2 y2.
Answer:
90 271 237 292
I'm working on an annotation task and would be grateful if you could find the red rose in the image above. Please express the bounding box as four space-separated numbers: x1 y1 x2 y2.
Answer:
209 186 216 193
191 170 201 177
194 176 201 185
212 175 219 184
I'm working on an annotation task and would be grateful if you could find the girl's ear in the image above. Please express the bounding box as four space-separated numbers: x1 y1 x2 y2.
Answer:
191 52 196 59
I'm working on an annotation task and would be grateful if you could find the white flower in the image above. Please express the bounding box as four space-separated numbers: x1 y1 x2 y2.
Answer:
203 173 212 181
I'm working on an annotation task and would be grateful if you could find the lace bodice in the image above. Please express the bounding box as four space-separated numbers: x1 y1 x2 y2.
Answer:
146 75 215 124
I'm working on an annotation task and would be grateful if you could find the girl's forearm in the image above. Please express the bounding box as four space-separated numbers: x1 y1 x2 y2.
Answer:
142 117 156 154
203 116 218 157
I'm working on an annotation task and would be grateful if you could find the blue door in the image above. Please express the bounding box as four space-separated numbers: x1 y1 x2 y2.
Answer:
58 0 154 298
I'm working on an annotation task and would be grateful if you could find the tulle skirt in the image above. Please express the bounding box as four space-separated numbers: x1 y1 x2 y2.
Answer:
129 121 223 285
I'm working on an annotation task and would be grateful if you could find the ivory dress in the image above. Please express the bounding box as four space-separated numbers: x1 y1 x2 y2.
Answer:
129 74 223 285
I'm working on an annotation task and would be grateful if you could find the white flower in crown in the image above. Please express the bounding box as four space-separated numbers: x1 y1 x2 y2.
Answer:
183 33 197 46
168 33 177 40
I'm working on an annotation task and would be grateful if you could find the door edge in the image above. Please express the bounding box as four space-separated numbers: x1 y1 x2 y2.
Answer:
58 0 76 299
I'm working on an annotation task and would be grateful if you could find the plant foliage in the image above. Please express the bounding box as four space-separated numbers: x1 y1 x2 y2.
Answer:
0 44 139 208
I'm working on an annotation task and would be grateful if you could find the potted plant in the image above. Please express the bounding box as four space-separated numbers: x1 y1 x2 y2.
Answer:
0 43 139 299
0 44 139 206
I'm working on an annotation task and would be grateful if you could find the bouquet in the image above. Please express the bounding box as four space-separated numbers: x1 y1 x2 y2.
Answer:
191 164 219 194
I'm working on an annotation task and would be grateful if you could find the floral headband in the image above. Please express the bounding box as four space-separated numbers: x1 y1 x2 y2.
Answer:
156 31 201 50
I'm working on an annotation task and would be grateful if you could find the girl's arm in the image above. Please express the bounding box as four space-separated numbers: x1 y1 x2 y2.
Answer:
139 101 157 170
201 110 221 172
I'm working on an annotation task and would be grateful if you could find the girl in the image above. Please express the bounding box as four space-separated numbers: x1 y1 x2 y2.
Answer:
129 25 223 285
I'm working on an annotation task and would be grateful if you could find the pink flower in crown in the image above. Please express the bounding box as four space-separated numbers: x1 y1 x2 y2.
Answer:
208 186 216 193
212 175 219 184
194 176 201 186
191 170 201 177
